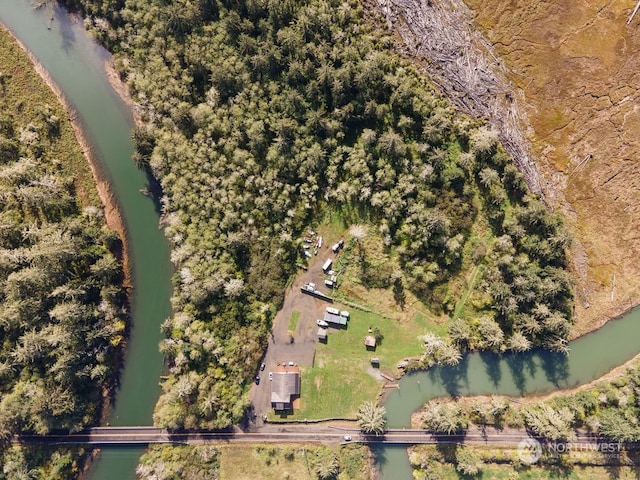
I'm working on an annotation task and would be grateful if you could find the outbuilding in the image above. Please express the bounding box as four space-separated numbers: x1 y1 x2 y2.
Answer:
317 328 327 342
364 336 377 349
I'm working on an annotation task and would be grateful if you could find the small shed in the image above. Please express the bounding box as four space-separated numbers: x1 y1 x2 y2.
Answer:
317 328 327 342
365 336 377 348
370 357 380 367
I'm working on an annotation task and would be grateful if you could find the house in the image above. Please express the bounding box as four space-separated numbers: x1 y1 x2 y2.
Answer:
271 366 301 411
364 335 377 348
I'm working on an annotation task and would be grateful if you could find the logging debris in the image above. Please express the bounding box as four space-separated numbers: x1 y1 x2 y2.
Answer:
373 0 545 197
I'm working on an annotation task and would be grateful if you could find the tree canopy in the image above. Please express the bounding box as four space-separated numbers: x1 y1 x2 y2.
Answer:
0 28 127 438
63 0 574 429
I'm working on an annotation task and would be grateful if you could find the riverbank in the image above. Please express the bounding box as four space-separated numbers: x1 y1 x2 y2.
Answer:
0 19 133 434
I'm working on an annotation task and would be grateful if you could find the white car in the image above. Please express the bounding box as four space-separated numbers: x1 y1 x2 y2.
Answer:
326 307 340 315
340 310 349 318
344 435 352 441
317 319 329 327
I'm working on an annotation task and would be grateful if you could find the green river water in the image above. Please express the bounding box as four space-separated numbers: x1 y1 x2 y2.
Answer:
0 2 172 479
2 3 640 480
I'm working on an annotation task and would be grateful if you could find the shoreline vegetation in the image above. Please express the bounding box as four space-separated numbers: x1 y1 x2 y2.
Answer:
0 18 134 422
408 358 640 478
0 23 128 477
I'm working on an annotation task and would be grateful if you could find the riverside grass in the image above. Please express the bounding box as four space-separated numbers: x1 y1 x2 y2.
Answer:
270 308 423 421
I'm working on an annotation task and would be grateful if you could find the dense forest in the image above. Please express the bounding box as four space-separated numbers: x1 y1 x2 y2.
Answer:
412 361 640 478
60 0 574 429
0 26 126 477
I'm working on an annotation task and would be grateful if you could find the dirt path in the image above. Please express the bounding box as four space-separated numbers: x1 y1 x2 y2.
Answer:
249 242 345 421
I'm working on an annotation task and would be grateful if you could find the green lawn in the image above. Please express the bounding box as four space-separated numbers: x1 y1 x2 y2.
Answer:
288 310 300 334
219 444 369 480
271 309 424 420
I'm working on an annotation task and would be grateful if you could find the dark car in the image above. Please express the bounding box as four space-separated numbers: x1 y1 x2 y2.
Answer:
260 363 266 371
255 376 260 385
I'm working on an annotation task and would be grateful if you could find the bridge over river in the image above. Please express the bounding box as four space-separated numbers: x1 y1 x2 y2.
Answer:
14 425 613 450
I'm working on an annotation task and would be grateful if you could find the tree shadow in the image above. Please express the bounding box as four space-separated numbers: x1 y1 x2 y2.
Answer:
478 351 502 388
370 444 389 472
143 168 165 216
539 350 570 389
504 350 538 395
433 354 471 397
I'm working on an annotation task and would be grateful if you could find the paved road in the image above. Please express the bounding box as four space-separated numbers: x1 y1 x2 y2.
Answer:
14 425 609 448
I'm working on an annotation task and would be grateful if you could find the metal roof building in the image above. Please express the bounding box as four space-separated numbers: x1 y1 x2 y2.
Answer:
324 312 347 326
271 367 301 411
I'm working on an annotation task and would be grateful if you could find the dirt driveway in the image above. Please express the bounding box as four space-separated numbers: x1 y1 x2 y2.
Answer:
249 241 344 422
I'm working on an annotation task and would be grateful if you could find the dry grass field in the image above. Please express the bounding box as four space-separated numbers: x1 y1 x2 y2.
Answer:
464 0 640 336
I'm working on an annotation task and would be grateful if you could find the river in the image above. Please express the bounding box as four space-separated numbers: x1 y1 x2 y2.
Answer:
0 2 173 479
379 308 640 479
3 2 640 480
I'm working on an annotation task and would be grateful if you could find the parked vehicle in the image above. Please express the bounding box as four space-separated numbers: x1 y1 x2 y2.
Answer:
326 307 340 315
317 319 329 327
269 372 273 381
344 435 352 441
260 363 265 371
322 258 332 272
255 376 260 384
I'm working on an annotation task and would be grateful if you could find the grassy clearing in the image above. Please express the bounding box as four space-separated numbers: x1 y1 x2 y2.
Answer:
269 215 454 421
315 212 447 331
288 310 300 335
218 444 369 480
271 308 424 420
